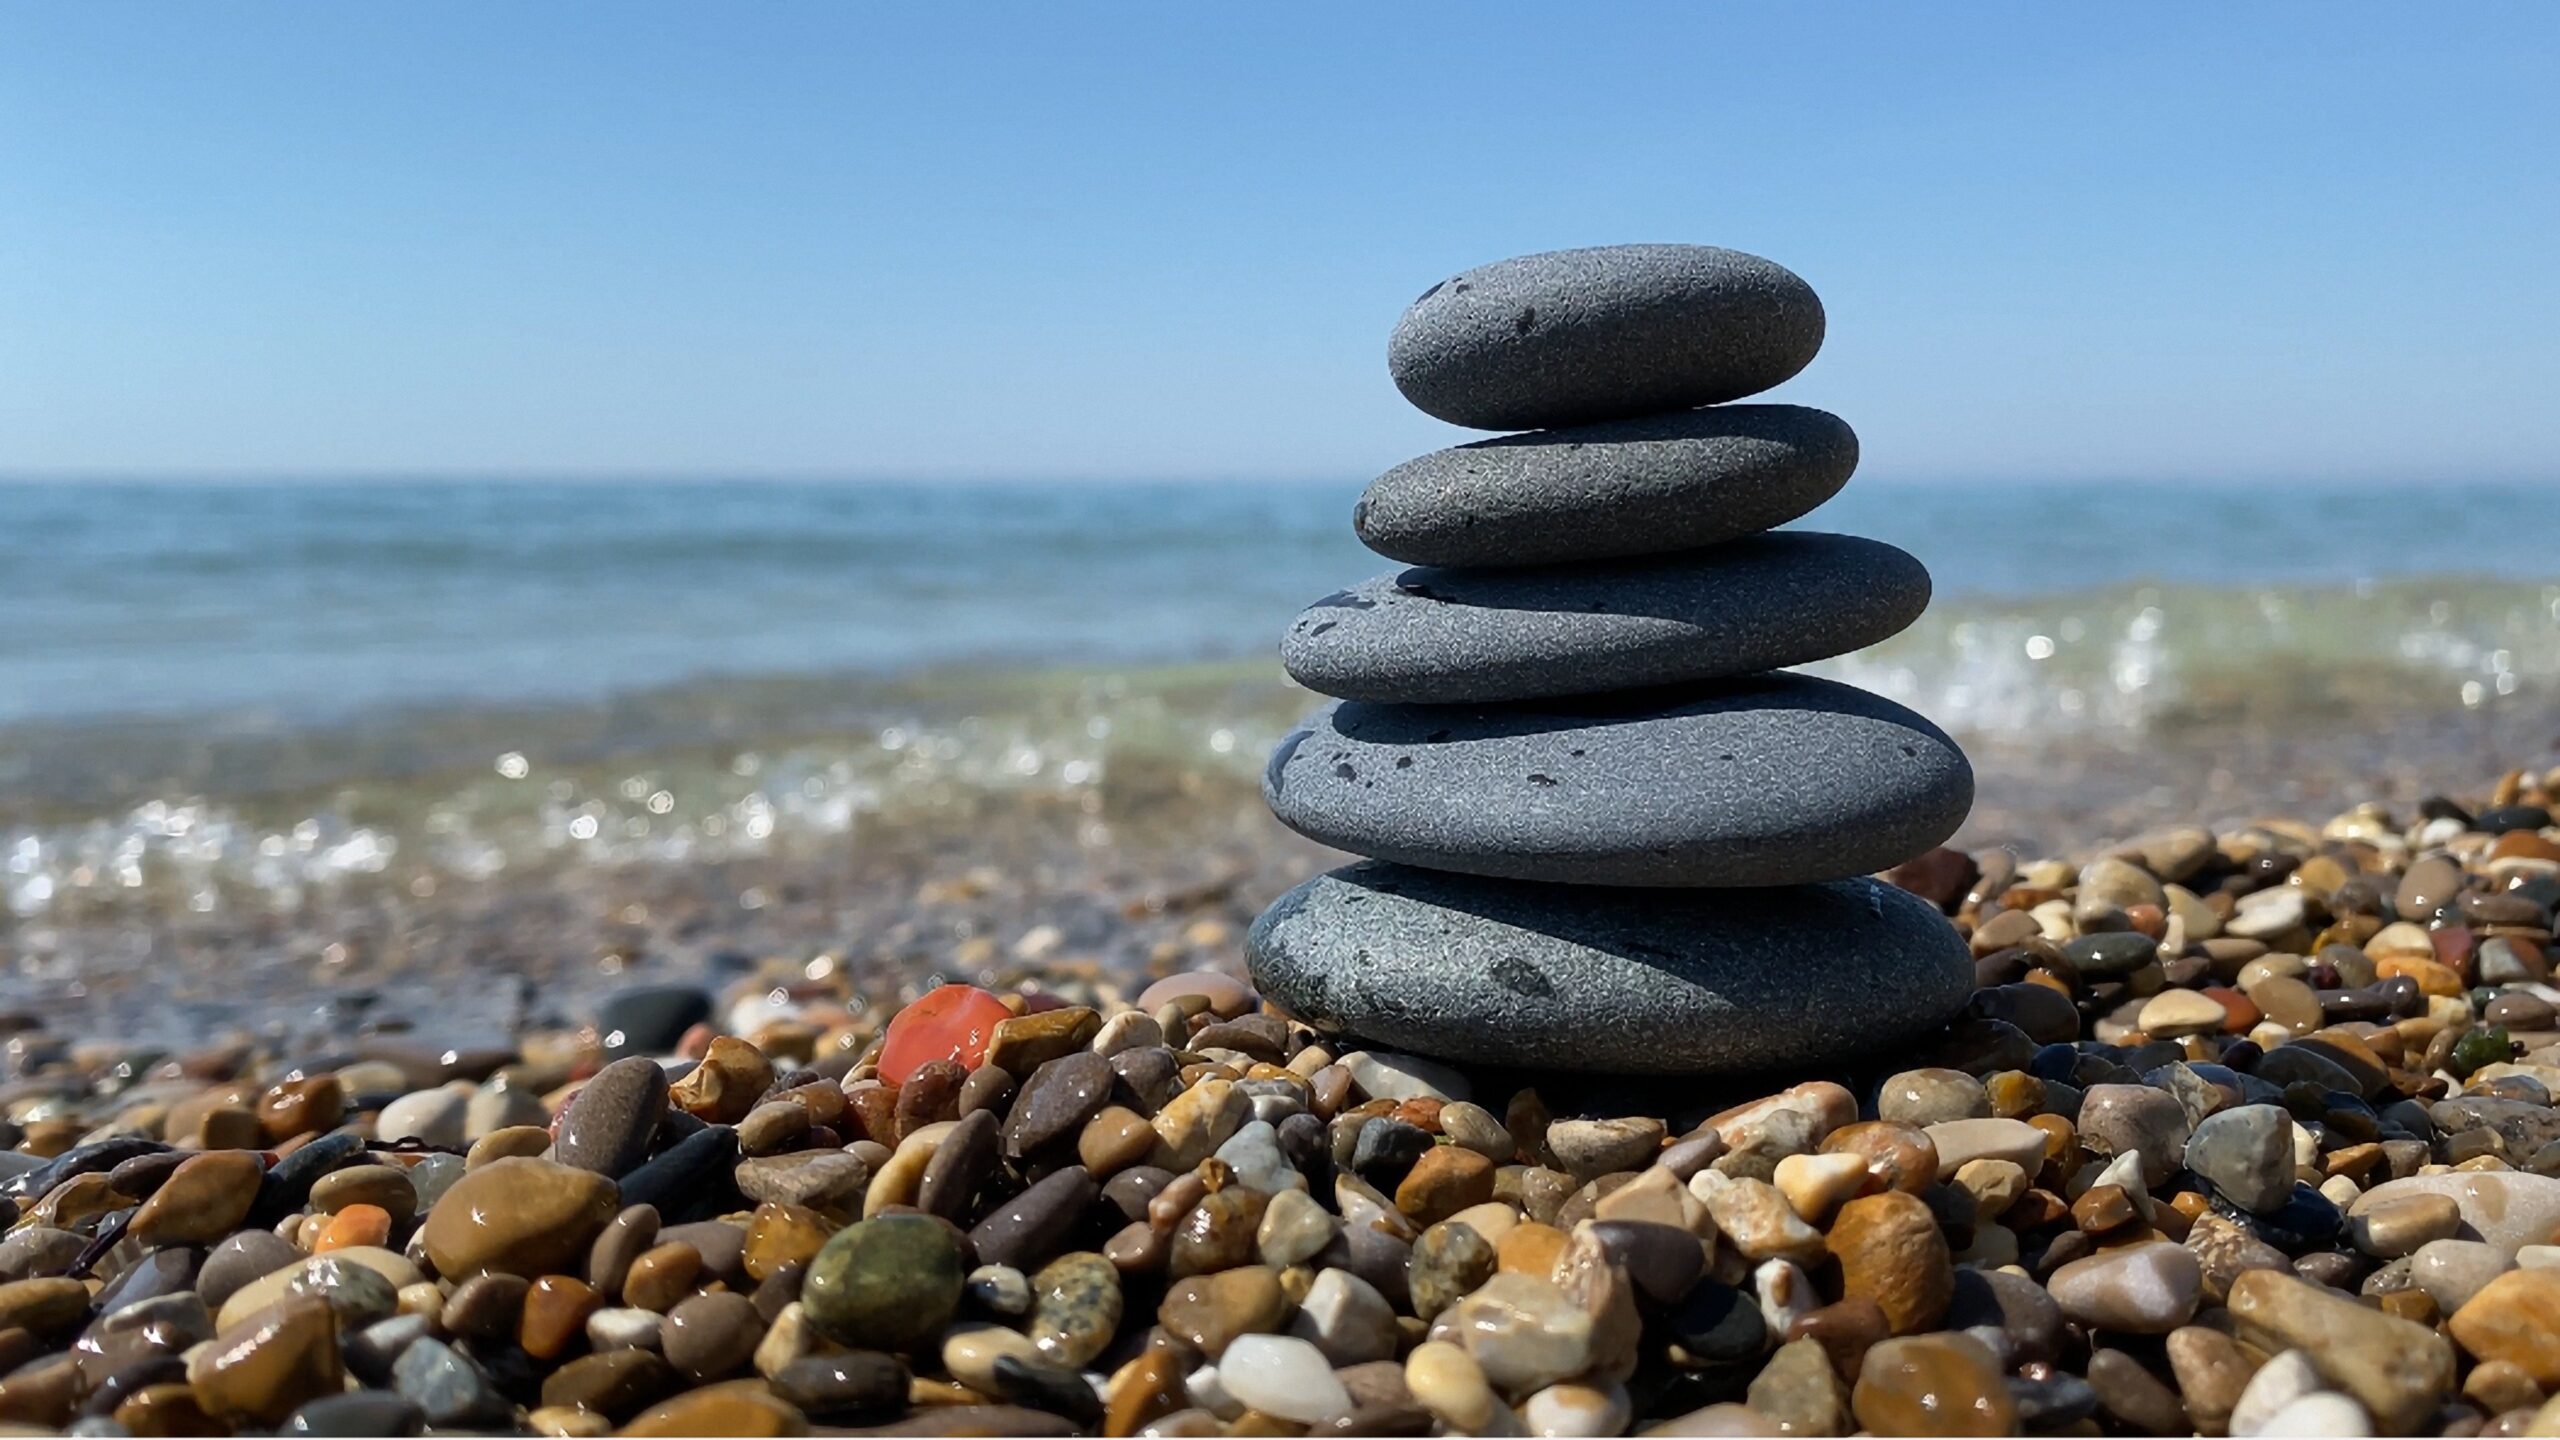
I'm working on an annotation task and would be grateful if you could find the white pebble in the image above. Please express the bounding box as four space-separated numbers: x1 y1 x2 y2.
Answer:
1521 1380 1631 1438
2254 1393 2374 1437
1218 1334 1353 1425
2230 1351 2324 1436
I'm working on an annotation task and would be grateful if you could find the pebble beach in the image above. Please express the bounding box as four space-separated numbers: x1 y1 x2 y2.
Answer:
2 751 2560 1436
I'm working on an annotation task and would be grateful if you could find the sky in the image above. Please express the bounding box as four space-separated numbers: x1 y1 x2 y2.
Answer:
2 4 2555 484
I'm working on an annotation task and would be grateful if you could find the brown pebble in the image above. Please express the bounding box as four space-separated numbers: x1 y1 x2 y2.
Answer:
745 1202 835 1283
1826 1191 1952 1337
442 1272 531 1340
466 1125 555 1170
541 1347 682 1421
1158 1265 1285 1357
256 1075 346 1144
622 1242 705 1313
618 1378 807 1436
308 1163 419 1225
520 1275 601 1361
1396 1146 1496 1227
1851 1332 2015 1436
183 1297 342 1426
418 1156 620 1280
669 1036 777 1126
129 1151 264 1249
1821 1121 1940 1194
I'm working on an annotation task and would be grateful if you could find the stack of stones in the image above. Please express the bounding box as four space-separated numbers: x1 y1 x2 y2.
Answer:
1250 244 1978 1076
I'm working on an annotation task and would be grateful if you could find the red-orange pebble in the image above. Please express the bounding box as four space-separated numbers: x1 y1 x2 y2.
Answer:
877 984 1012 1085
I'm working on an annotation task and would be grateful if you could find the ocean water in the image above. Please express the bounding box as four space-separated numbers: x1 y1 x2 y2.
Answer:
6 477 2560 921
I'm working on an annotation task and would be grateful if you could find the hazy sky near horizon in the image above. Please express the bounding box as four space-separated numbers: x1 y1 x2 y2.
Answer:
3 4 2555 483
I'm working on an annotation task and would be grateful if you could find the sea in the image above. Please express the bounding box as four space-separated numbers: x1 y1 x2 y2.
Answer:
7 477 2560 926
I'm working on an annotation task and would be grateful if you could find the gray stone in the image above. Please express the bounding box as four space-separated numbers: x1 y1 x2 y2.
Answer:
554 1056 669 1178
1246 861 1972 1074
1279 533 1929 705
1353 404 1856 567
2187 1104 2294 1214
1264 674 1971 888
1387 244 1824 431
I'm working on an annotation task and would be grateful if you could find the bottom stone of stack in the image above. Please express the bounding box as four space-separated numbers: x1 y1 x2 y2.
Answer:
1246 860 1970 1075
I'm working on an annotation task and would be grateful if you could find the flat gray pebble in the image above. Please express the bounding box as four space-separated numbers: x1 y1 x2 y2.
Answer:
1282 532 1927 704
1388 244 1825 431
1355 404 1855 567
1264 673 1972 887
1246 861 1973 1074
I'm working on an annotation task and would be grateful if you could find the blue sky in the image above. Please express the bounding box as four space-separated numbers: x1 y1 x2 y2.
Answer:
2 4 2554 483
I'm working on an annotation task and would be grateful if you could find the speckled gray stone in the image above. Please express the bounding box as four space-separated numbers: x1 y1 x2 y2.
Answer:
1354 405 1856 567
1246 862 1971 1073
1264 673 1972 887
1388 245 1825 431
1279 532 1927 705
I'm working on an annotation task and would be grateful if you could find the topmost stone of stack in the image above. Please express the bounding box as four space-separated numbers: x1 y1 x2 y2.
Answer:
1388 244 1825 432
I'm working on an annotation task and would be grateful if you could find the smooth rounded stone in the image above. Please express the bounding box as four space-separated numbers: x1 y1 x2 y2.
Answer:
2256 1392 2377 1435
660 1291 764 1382
1876 1068 1988 1128
2412 1238 2514 1312
553 1057 669 1178
285 1255 400 1328
2448 1268 2560 1387
1160 1266 1287 1358
1281 534 1927 706
1406 1222 1498 1324
1002 1052 1113 1159
1851 1332 2017 1437
1024 1253 1119 1367
2350 1192 2463 1258
619 1381 810 1436
418 1157 620 1279
375 1087 468 1148
1663 1279 1767 1366
2048 1241 2202 1334
1257 1187 1340 1269
1827 1191 1952 1336
801 1215 965 1354
1217 1119 1307 1197
1746 1336 1847 1435
970 1165 1097 1270
1434 1271 1593 1392
768 1351 908 1421
1264 675 1972 888
1545 1117 1664 1180
2226 1270 2455 1433
1218 1333 1353 1425
0 1226 85 1282
1250 864 1972 1073
2353 1172 2560 1257
1356 403 1856 568
2084 1348 2186 1434
284 1390 425 1436
1920 1117 2044 1174
188 1297 345 1427
128 1150 263 1248
1387 244 1824 431
2230 1350 2326 1436
2190 1103 2296 1214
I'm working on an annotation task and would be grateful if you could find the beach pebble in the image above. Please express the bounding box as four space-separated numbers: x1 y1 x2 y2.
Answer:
1250 864 1971 1074
1851 1332 2016 1437
1264 675 1972 888
553 1057 669 1178
2046 1241 2202 1333
1388 244 1824 431
2189 1104 2296 1214
800 1215 964 1352
1355 403 1856 567
1282 533 1927 705
418 1158 620 1280
376 1088 468 1148
1219 1334 1352 1425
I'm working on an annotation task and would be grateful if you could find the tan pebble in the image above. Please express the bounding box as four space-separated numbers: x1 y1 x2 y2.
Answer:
129 1150 266 1249
618 1379 808 1436
621 1243 704 1313
1771 1151 1869 1224
1952 1158 2029 1219
2450 1268 2560 1387
862 1121 953 1218
1446 1200 1520 1244
184 1297 343 1426
1852 1332 2017 1436
1405 1339 1501 1433
417 1156 619 1280
941 1322 1044 1394
307 1163 419 1224
465 1125 554 1169
668 1036 776 1126
1078 1105 1158 1176
1496 1222 1569 1278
